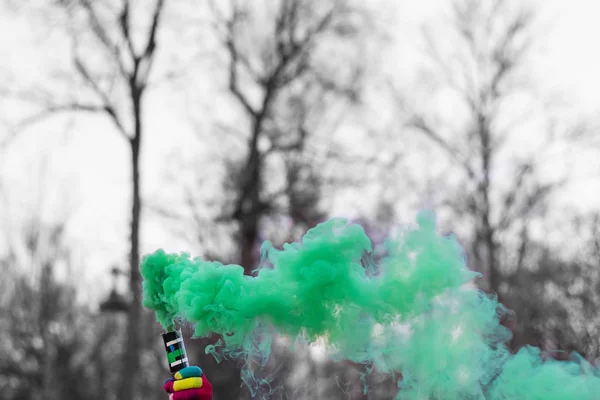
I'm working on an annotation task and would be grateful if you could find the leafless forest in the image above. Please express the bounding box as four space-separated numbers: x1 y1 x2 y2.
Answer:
1 0 599 399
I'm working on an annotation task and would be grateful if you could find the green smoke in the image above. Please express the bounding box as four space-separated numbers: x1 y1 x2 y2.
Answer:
141 213 600 398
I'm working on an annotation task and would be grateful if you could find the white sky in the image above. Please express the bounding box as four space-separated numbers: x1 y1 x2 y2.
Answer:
1 0 600 302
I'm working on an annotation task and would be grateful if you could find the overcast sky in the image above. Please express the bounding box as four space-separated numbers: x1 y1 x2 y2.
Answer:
1 0 600 302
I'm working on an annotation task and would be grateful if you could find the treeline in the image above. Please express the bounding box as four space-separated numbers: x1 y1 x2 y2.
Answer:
1 0 599 399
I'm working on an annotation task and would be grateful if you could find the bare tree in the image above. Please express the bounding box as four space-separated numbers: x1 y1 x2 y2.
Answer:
139 2 373 397
0 214 82 400
0 215 140 400
209 0 367 273
401 0 559 299
510 213 600 358
7 1 169 397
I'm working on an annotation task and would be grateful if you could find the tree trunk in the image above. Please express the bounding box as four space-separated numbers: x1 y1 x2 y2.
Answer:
39 263 56 400
118 92 143 400
238 121 263 275
241 219 258 275
478 114 500 298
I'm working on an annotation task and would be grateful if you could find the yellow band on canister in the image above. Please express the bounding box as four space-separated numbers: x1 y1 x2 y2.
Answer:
173 377 203 392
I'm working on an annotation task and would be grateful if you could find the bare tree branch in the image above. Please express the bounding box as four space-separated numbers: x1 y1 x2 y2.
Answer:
223 6 259 117
118 0 137 62
78 0 129 76
145 0 166 59
227 50 258 117
137 0 166 85
13 103 127 140
407 114 476 179
497 162 532 229
72 52 128 137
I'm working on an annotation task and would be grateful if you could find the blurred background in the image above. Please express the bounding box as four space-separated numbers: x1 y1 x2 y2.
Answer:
1 0 600 398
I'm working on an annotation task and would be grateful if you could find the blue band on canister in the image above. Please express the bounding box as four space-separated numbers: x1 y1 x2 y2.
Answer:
162 330 190 374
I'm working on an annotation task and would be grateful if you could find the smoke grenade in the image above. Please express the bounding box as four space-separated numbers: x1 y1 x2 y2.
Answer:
162 329 190 374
